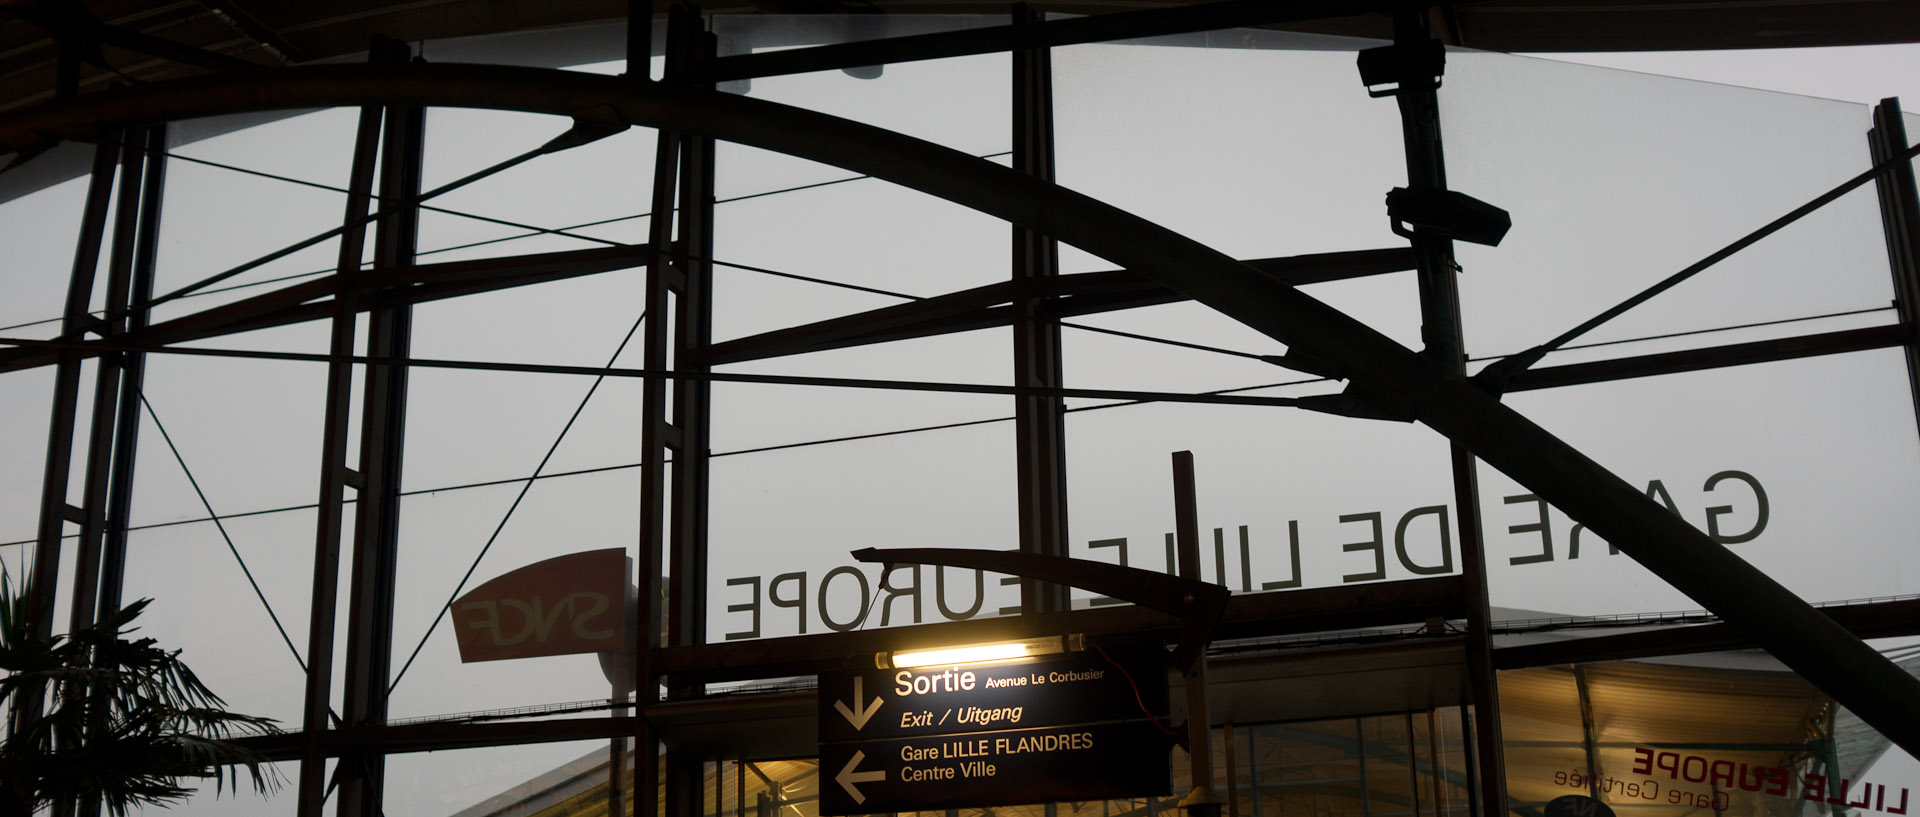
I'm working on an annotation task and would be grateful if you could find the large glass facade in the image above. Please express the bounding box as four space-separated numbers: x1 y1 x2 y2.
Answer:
0 8 1915 817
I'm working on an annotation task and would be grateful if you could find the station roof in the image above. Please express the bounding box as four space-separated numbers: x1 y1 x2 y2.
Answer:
1 0 1917 116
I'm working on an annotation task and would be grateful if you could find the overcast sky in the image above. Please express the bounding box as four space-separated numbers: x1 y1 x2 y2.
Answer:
1542 43 1920 111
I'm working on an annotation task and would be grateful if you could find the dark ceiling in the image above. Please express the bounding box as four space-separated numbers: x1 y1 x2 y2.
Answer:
1 0 1918 117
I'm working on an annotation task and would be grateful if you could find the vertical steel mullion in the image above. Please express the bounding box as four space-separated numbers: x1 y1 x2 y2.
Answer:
668 28 717 671
629 0 654 81
1405 712 1421 817
1011 4 1070 615
1381 10 1506 815
1870 99 1920 440
1224 722 1242 817
25 134 120 649
297 98 385 817
96 123 167 623
340 37 422 817
622 14 660 817
1458 707 1480 817
1357 720 1371 817
657 13 713 817
1173 452 1214 809
1573 667 1600 800
636 123 676 817
636 3 695 807
1426 710 1442 817
66 127 149 644
67 123 158 817
3 141 122 817
1247 725 1263 817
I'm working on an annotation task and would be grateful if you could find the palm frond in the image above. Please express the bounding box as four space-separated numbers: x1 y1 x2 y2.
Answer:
0 573 283 814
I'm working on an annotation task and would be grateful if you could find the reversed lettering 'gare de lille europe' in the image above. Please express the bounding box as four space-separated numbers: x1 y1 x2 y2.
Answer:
726 471 1769 638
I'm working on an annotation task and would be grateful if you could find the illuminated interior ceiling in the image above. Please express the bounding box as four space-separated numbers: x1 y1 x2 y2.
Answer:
454 657 1892 817
3 0 1919 117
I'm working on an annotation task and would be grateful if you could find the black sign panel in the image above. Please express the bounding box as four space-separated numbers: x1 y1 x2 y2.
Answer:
818 648 1167 743
819 720 1173 815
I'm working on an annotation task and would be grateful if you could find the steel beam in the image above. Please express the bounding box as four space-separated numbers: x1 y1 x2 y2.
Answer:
67 123 166 817
700 249 1414 366
0 244 656 375
94 124 165 623
338 37 422 817
1870 99 1920 441
5 62 1920 757
65 128 149 644
296 93 384 817
1505 325 1908 392
636 9 716 817
1011 5 1070 615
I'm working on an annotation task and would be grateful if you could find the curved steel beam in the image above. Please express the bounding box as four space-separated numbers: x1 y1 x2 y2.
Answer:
3 63 1916 753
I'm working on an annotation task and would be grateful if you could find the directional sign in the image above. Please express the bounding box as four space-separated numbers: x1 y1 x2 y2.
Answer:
819 647 1167 743
819 720 1173 815
818 648 1172 815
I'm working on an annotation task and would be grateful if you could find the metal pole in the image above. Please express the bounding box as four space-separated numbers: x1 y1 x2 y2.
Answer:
1869 98 1920 441
66 128 148 648
1012 2 1071 615
95 123 165 625
69 121 165 817
296 90 384 817
339 36 422 817
636 9 706 817
1225 722 1242 817
1174 451 1220 817
668 12 717 688
612 9 652 815
665 13 718 817
1376 7 1507 813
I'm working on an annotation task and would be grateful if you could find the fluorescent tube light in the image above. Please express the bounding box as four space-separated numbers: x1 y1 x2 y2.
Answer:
878 634 1082 669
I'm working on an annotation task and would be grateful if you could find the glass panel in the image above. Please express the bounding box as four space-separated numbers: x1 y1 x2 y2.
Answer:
1066 399 1459 600
1443 52 1892 363
705 46 1015 637
388 368 642 717
708 399 1018 641
711 13 1010 156
0 368 52 553
1053 33 1408 310
419 107 659 262
1480 349 1920 616
153 109 361 324
0 174 89 335
1497 656 1915 817
121 511 317 728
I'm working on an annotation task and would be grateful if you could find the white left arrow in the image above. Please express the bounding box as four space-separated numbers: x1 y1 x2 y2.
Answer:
837 750 886 805
833 675 884 730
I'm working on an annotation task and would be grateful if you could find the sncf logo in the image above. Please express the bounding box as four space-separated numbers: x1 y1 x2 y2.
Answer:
451 548 631 663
